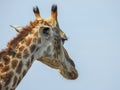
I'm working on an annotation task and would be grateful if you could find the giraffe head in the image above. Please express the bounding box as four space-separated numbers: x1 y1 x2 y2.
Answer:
34 5 78 79
10 5 78 80
0 5 70 89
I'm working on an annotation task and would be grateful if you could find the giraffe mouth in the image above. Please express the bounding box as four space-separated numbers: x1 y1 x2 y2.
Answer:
58 67 78 80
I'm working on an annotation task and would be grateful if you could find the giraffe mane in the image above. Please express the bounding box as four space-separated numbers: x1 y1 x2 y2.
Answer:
0 5 42 59
7 20 39 49
0 49 7 58
0 20 39 58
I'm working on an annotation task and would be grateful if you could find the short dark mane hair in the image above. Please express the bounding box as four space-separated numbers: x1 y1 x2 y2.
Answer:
0 20 39 57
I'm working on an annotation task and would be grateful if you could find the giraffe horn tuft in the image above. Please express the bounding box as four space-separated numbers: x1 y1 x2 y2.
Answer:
51 4 57 12
33 6 41 20
51 4 57 19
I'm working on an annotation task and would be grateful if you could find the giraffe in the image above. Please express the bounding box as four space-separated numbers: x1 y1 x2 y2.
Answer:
0 5 72 90
10 5 78 80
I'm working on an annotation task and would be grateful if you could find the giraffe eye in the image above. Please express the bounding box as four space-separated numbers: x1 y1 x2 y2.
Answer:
42 27 50 35
40 27 51 38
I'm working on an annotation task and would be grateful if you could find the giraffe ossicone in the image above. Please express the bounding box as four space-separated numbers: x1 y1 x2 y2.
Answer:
0 4 78 90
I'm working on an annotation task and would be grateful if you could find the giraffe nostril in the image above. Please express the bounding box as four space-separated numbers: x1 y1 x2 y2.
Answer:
43 27 50 35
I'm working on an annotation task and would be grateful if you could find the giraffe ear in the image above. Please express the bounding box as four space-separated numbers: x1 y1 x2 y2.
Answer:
10 25 22 32
51 4 57 20
33 6 41 20
59 29 68 44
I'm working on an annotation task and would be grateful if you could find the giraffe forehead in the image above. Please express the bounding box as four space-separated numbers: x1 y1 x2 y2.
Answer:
45 18 57 27
35 18 56 28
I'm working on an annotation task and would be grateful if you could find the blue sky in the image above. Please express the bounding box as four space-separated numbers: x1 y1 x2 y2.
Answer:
0 0 120 90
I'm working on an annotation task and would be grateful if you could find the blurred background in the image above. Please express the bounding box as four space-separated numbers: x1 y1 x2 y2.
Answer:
0 0 120 90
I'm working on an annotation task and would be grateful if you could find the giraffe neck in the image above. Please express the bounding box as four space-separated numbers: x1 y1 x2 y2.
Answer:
0 30 44 90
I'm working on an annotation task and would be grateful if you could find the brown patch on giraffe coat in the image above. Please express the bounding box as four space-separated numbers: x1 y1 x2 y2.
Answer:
22 69 27 77
12 75 18 87
16 61 23 74
8 49 16 57
31 55 34 63
30 44 36 53
0 49 7 59
21 40 25 44
0 63 4 69
11 59 18 69
3 55 10 65
16 44 19 50
16 52 22 59
25 37 32 46
1 71 14 86
19 46 24 52
0 84 2 90
23 49 29 59
26 59 31 68
1 65 10 73
29 21 39 28
5 71 14 86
